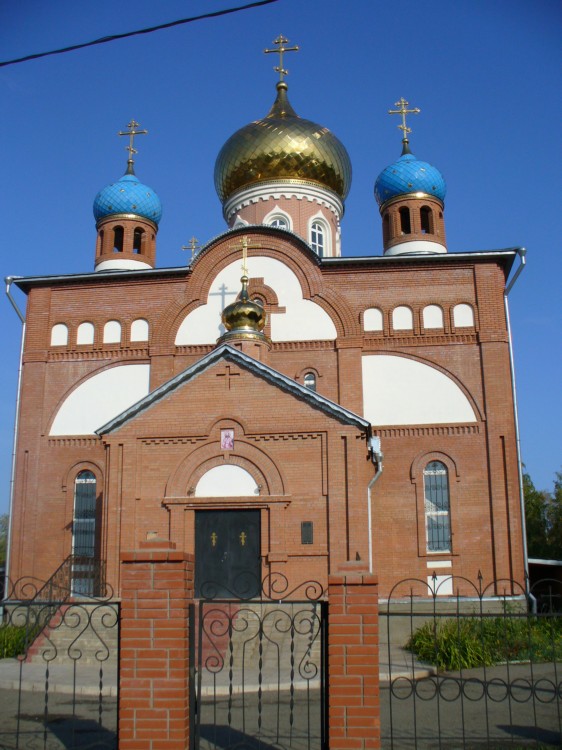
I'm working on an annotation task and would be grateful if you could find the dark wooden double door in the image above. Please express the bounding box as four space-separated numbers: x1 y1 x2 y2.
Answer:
195 510 261 599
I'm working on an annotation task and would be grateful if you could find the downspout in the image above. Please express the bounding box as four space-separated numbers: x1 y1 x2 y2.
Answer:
4 277 25 599
503 249 531 603
368 435 383 574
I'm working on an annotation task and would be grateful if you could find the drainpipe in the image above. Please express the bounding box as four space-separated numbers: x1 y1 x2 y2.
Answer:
4 277 25 599
368 435 383 574
503 249 531 600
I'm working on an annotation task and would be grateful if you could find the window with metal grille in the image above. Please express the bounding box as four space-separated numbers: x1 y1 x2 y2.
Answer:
73 471 97 558
424 461 451 552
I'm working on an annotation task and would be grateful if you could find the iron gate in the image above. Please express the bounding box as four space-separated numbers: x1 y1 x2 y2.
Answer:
191 573 327 750
381 574 562 749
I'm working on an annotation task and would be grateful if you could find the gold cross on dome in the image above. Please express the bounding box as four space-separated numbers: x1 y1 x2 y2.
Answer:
118 119 148 162
181 237 200 263
388 98 420 141
264 34 299 82
230 235 261 276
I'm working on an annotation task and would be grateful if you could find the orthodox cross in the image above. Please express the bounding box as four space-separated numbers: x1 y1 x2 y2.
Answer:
230 235 261 276
181 237 200 263
388 98 420 142
264 34 299 82
118 119 148 166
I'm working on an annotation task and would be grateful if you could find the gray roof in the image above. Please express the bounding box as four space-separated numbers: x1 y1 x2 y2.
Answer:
96 343 371 435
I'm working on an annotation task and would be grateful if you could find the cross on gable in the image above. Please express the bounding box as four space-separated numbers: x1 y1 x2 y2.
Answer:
216 365 241 390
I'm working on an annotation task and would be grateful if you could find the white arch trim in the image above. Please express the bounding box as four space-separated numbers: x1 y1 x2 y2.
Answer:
362 354 477 425
263 205 292 231
195 465 258 497
175 256 337 345
50 364 150 435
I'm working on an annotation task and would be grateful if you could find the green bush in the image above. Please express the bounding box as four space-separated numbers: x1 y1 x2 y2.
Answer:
407 614 562 671
0 624 32 659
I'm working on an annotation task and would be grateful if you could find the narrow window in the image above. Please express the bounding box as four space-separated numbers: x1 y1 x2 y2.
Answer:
383 213 391 244
133 227 144 254
97 229 104 257
399 207 411 235
310 222 325 255
113 226 124 253
420 206 433 234
73 471 97 558
303 372 317 391
301 522 314 545
424 461 451 552
72 470 98 595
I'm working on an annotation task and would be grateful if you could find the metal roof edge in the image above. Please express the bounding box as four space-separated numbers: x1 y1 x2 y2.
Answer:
96 344 370 435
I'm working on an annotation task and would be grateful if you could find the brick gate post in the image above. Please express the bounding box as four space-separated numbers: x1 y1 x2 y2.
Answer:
119 540 194 749
328 567 380 749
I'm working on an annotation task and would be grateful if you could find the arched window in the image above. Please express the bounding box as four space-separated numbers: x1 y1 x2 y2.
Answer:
130 318 149 342
113 226 124 253
423 304 444 329
392 306 413 330
77 322 94 345
364 307 383 332
453 303 475 327
420 206 434 234
72 470 98 595
382 213 391 244
424 461 451 552
303 372 317 391
97 229 104 256
399 207 411 235
310 222 325 255
269 217 288 229
133 227 144 254
50 323 68 346
103 320 121 344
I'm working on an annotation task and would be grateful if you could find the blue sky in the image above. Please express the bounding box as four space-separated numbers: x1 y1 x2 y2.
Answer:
0 0 560 515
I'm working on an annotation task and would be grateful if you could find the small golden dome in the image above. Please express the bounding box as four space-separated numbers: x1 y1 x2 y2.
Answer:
214 82 352 203
221 276 267 339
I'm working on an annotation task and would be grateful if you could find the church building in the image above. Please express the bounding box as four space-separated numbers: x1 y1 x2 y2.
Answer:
6 38 526 600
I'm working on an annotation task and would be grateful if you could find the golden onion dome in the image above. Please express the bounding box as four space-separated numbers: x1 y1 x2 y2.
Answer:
221 275 268 340
214 82 352 203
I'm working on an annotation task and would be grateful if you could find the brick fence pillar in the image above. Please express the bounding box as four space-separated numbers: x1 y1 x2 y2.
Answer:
119 540 194 749
328 567 380 749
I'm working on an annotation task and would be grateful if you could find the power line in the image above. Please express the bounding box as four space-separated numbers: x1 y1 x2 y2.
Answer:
0 0 280 68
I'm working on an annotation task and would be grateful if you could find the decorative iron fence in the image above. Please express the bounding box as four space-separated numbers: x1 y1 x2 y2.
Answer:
381 574 562 749
0 577 118 749
192 572 327 750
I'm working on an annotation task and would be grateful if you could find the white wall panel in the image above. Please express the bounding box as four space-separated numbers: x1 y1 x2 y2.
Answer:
362 354 476 425
50 364 150 435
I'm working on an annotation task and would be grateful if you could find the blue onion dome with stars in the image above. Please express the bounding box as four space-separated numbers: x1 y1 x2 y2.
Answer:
93 119 162 226
374 97 447 207
374 150 446 207
93 168 162 225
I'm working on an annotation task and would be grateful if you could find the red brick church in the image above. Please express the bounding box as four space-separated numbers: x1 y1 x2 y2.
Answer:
5 41 526 600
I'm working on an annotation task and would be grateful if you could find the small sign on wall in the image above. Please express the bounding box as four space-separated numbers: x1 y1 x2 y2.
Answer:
221 429 234 451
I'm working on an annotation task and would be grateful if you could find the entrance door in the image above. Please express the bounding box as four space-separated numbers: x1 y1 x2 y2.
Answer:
195 510 261 599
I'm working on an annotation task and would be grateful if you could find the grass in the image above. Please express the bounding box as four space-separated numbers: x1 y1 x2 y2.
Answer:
406 613 562 671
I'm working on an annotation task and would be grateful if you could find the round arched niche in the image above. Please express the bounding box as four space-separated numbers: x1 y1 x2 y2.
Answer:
195 465 259 497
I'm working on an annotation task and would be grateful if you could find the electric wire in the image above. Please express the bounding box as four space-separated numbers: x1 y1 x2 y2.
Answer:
0 0 280 68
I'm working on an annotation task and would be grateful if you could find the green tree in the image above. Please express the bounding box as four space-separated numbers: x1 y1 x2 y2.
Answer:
524 472 550 558
545 471 562 559
0 514 8 565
